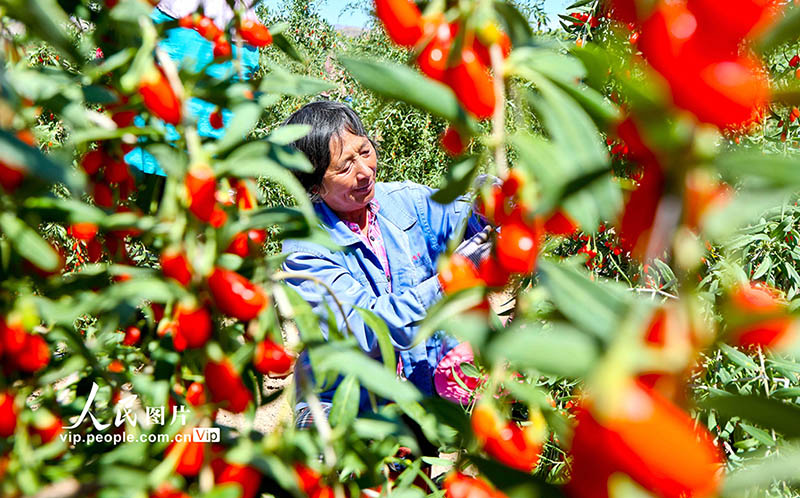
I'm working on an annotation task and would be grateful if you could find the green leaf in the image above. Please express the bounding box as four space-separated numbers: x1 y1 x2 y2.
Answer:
0 129 85 192
756 4 800 54
431 156 480 204
340 56 477 132
516 46 620 126
538 259 628 341
20 197 105 224
468 456 564 498
329 374 360 428
718 343 759 371
266 142 313 172
216 155 316 223
272 32 306 63
317 349 420 403
259 66 334 96
700 394 800 439
268 124 311 145
82 85 120 105
70 125 161 146
771 387 800 399
201 486 243 498
6 66 77 102
119 15 157 94
97 277 181 313
752 254 772 279
398 400 458 447
0 213 61 272
415 287 487 347
521 76 608 174
572 43 612 90
715 152 800 187
723 442 800 494
511 133 620 230
493 1 533 47
354 307 397 374
3 0 82 64
740 423 776 447
213 102 263 154
487 322 598 377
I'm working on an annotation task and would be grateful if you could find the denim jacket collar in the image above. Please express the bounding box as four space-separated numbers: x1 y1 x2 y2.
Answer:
313 184 416 247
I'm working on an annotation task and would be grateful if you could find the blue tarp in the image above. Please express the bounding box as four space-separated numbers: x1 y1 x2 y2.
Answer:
125 8 260 176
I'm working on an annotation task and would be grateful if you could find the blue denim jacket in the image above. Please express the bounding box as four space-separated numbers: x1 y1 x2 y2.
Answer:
281 181 485 412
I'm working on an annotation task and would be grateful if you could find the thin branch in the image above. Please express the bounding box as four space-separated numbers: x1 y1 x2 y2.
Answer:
272 270 355 337
629 287 678 300
490 43 507 178
295 366 337 467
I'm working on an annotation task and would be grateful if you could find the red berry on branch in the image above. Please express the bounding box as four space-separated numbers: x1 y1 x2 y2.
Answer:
438 253 483 294
204 359 252 413
139 66 182 125
14 333 50 373
81 149 106 176
471 403 543 471
185 163 218 224
213 461 262 498
30 412 62 444
687 0 778 44
185 382 206 406
160 247 193 287
567 381 723 498
195 16 222 41
440 126 467 156
208 267 268 321
444 472 506 498
0 392 18 438
239 19 273 47
173 304 212 351
495 220 541 274
68 222 99 242
416 21 455 82
209 109 224 129
166 437 205 476
445 48 496 120
253 338 294 377
122 326 141 346
374 0 424 47
213 37 232 59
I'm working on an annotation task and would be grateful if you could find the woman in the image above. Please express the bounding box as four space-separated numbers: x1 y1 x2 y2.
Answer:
281 101 487 427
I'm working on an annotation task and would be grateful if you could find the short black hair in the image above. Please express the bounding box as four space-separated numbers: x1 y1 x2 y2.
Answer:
283 101 374 194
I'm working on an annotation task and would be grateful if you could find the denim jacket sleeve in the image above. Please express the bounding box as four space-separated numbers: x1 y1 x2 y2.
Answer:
407 183 486 256
282 251 443 353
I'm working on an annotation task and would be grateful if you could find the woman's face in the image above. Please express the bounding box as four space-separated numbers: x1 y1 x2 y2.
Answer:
319 130 377 215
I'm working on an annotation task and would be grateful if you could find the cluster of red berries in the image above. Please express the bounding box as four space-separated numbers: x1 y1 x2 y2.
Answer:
620 0 774 129
725 281 797 349
81 144 137 208
375 0 512 155
0 319 50 375
569 11 601 28
567 379 723 497
438 171 580 295
163 440 262 498
0 391 62 444
470 403 545 472
606 137 630 158
444 472 507 498
177 14 273 61
0 130 37 194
